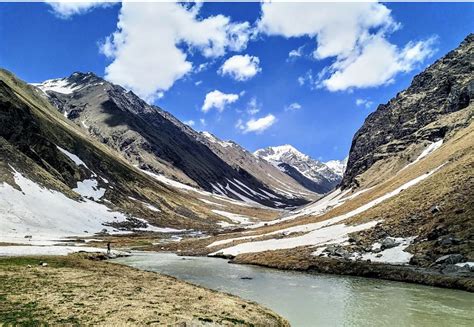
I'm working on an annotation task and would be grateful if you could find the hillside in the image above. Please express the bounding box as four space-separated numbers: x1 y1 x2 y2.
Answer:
341 33 473 189
0 68 289 244
33 74 310 208
180 34 474 288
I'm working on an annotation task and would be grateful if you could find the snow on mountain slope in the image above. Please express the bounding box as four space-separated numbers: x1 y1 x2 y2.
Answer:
209 164 444 257
0 167 127 244
197 132 318 202
33 72 309 209
254 145 345 194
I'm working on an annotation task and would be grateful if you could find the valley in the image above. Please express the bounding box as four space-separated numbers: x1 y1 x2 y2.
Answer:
0 24 472 326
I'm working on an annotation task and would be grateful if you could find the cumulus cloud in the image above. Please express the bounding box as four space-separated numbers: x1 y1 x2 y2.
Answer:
258 2 436 91
45 1 113 18
355 98 373 109
285 102 302 111
202 90 239 113
218 54 262 81
237 114 277 134
101 2 252 101
322 35 437 91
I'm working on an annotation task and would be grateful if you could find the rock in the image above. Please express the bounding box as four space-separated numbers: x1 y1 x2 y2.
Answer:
240 277 253 280
324 245 338 256
375 254 383 258
40 262 48 267
340 34 474 188
454 208 465 214
437 235 460 246
427 226 447 240
381 237 401 250
441 264 471 274
435 254 464 265
430 205 441 214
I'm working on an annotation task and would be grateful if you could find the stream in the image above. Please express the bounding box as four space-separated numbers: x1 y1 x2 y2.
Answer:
113 252 474 326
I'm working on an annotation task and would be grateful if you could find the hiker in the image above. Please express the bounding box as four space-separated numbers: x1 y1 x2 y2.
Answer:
107 242 111 255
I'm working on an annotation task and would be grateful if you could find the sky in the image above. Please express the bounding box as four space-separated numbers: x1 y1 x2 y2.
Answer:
1 1 473 162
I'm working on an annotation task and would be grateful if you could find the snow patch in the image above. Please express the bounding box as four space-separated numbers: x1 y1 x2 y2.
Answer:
0 168 129 244
402 139 443 171
56 146 89 169
212 210 253 225
360 237 416 264
210 165 444 255
73 179 105 200
0 245 126 257
32 78 82 95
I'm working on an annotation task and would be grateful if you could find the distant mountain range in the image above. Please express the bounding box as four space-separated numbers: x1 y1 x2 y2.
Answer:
254 145 347 194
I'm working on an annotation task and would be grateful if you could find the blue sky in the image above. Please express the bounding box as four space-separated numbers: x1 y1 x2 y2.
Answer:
1 2 473 161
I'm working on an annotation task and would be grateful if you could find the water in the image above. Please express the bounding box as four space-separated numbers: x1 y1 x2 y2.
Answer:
113 252 474 327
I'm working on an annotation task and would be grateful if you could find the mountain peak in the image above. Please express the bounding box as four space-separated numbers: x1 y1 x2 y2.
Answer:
32 71 106 95
254 144 309 162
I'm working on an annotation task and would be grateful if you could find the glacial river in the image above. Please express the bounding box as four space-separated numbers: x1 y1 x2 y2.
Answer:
113 252 474 327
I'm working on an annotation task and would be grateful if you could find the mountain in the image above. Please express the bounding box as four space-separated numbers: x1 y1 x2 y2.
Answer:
341 34 474 189
1 68 244 243
254 145 346 194
196 132 318 202
192 34 473 287
32 73 309 209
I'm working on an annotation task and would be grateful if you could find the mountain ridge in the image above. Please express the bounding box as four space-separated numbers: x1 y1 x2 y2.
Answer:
32 72 312 208
254 145 346 194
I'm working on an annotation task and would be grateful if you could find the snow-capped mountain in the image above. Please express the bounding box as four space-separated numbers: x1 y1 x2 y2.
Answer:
31 72 310 208
254 145 346 194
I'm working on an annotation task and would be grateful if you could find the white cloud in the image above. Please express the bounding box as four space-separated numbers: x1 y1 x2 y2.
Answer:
195 80 203 86
218 54 262 81
288 45 305 59
184 120 195 126
246 97 261 115
237 114 277 134
101 2 252 101
285 102 302 111
200 118 206 126
322 35 437 91
258 2 436 91
45 1 112 18
202 90 239 113
355 98 373 109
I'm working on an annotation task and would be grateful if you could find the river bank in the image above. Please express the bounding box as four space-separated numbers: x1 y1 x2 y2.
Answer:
113 252 474 327
231 249 474 292
0 253 288 326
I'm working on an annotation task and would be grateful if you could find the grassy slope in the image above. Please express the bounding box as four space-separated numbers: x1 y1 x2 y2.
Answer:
0 255 288 326
182 110 473 274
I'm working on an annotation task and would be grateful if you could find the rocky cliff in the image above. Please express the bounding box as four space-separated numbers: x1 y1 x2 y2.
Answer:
342 34 473 188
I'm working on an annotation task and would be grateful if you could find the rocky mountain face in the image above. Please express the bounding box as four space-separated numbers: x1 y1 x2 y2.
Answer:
0 68 241 242
342 34 474 189
254 145 346 194
33 73 309 208
195 132 318 201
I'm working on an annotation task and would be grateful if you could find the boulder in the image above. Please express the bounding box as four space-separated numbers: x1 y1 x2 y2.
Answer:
430 205 441 214
381 237 401 250
435 254 464 265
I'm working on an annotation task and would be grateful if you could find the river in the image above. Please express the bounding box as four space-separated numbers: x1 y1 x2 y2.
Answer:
113 252 474 326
